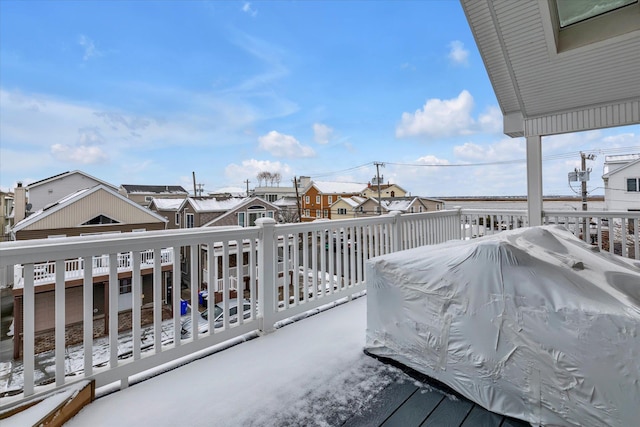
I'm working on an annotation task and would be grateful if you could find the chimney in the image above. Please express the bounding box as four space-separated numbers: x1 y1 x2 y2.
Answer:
14 182 26 223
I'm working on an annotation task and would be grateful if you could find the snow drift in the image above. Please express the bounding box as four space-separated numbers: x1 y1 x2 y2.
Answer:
365 225 640 427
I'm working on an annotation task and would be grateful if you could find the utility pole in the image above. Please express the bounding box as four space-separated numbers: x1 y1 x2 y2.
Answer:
244 179 250 197
574 152 595 241
196 183 204 197
374 162 385 215
294 176 302 222
192 171 197 198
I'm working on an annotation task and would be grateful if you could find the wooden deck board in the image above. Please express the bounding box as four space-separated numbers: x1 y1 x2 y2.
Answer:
461 405 503 427
381 387 444 427
420 396 473 427
343 352 533 427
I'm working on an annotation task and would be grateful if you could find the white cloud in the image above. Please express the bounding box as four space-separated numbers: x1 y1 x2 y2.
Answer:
51 144 108 164
78 35 101 61
242 2 257 17
448 40 469 66
453 138 525 162
396 91 504 139
478 106 502 134
313 123 333 145
258 131 315 158
224 159 292 181
396 90 475 138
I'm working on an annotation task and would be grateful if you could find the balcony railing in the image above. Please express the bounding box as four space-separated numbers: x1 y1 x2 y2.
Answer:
12 248 174 286
0 208 637 412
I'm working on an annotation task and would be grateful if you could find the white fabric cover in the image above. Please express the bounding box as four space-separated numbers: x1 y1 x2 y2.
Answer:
365 226 640 426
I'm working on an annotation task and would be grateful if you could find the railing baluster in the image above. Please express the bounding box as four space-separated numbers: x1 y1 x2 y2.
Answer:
221 241 229 331
173 245 182 347
23 263 35 397
108 253 118 373
153 247 162 351
132 250 142 360
83 256 93 377
55 260 65 386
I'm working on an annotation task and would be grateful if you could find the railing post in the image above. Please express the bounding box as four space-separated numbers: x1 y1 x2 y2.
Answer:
454 207 463 240
257 217 277 334
389 211 403 253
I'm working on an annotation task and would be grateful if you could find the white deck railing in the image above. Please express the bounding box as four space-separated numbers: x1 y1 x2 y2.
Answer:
13 248 174 286
0 208 637 411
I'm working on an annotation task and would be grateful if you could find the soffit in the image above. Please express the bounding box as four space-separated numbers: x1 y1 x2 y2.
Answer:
461 0 640 135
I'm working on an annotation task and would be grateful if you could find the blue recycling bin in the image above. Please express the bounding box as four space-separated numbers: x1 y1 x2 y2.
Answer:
180 299 188 316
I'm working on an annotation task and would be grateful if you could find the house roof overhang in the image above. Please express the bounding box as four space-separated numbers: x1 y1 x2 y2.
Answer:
461 0 640 138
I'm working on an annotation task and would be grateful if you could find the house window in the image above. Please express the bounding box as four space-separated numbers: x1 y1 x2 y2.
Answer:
119 278 132 295
328 196 332 204
627 178 639 192
82 215 119 225
238 212 245 227
375 206 380 214
316 195 321 204
266 194 278 202
267 211 274 218
409 207 414 213
315 210 320 218
175 213 180 225
305 209 310 217
145 196 154 202
185 213 194 228
323 209 328 217
305 196 310 204
337 208 347 215
419 206 423 212
390 191 395 197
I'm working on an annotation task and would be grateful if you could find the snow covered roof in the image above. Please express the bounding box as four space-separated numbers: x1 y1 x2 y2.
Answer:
382 199 414 211
273 196 298 207
150 198 185 211
337 196 366 208
209 187 247 197
311 181 367 195
120 184 188 195
603 155 640 178
186 197 248 213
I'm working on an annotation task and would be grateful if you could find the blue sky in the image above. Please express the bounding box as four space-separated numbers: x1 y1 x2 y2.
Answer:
1 1 638 197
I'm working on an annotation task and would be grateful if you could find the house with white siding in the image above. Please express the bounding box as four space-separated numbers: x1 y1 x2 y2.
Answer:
602 154 640 212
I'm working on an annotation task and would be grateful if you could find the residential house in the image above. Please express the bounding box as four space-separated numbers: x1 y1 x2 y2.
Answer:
10 184 171 358
330 196 367 220
120 184 189 208
208 186 247 199
602 154 640 212
251 176 310 203
26 170 118 212
0 188 13 242
148 197 186 230
356 196 444 217
162 196 280 298
300 181 367 222
361 177 407 199
273 196 300 223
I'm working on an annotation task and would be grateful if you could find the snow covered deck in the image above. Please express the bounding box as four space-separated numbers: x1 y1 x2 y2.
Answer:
61 296 528 427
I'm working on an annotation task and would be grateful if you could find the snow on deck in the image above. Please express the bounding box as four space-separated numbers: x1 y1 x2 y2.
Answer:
66 296 403 427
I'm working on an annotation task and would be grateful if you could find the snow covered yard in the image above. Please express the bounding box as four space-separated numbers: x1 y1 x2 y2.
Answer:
64 296 414 427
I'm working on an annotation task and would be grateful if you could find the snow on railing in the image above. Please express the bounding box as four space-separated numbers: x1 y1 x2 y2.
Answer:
0 208 638 412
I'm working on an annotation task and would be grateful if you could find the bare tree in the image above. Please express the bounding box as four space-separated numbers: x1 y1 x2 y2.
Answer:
256 171 270 187
278 206 299 223
272 172 282 186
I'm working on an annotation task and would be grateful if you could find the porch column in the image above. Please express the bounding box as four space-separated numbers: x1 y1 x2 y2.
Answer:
526 135 543 226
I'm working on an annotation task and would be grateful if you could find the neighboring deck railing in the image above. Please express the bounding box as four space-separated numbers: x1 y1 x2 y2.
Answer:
0 208 637 411
13 248 174 286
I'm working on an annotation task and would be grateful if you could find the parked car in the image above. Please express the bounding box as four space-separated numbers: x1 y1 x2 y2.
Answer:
181 299 252 338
